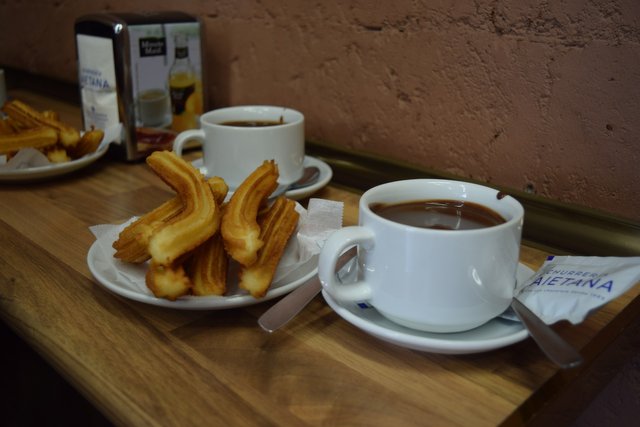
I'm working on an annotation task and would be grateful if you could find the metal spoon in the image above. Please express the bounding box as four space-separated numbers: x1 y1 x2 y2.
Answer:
290 166 320 190
510 298 583 369
270 166 320 199
258 248 356 332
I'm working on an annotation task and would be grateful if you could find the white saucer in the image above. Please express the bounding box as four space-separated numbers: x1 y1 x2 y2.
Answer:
87 241 318 310
0 145 109 181
322 263 535 354
87 201 323 310
192 155 332 201
0 124 119 182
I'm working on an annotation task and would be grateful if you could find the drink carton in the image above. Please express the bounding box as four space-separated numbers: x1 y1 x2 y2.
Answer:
75 12 205 160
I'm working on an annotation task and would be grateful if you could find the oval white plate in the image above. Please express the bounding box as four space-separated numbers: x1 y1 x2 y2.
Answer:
323 264 535 354
193 155 332 201
87 241 318 310
0 145 109 181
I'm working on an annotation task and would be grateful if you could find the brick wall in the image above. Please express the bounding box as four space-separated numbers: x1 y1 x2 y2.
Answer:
1 0 638 221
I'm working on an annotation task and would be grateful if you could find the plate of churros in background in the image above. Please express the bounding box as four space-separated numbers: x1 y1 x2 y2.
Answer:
88 151 343 310
0 144 109 181
0 99 112 181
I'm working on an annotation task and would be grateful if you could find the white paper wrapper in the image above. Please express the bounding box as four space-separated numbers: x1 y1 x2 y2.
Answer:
89 198 343 298
513 255 640 325
0 148 50 168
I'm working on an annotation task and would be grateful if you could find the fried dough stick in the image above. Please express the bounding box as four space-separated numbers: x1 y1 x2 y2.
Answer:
0 119 17 135
112 197 183 263
146 151 218 266
146 177 228 300
186 177 230 296
239 196 299 298
2 99 80 148
0 126 58 154
206 176 231 212
146 261 192 301
143 152 220 299
113 176 227 264
45 147 71 163
187 235 228 296
69 128 104 158
221 160 279 266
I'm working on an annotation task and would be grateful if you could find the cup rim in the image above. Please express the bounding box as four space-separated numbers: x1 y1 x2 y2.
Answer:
360 179 524 234
200 105 304 129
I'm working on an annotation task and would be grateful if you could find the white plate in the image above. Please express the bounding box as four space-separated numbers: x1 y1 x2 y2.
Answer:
87 238 319 311
192 155 333 201
322 263 535 354
0 145 109 181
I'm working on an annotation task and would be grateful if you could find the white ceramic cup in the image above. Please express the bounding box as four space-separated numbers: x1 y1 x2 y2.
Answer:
173 105 304 189
318 179 524 333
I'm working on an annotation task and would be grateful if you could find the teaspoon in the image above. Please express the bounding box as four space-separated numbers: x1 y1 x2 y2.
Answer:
258 248 356 332
291 166 320 190
270 166 320 198
510 298 583 369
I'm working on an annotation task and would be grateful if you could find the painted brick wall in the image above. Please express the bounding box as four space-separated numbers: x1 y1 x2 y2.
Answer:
1 0 638 221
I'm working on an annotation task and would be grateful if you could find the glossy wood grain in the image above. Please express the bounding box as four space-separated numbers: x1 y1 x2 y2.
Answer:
1 90 639 426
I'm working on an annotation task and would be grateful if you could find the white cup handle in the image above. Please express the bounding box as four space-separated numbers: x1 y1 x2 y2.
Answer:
318 226 375 302
173 129 205 156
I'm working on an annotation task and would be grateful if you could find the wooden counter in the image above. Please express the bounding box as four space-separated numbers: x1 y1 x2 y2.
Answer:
1 89 639 426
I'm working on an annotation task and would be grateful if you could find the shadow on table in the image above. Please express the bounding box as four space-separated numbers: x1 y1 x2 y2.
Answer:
0 322 112 427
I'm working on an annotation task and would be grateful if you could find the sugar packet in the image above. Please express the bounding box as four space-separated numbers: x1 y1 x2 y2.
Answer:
514 256 640 325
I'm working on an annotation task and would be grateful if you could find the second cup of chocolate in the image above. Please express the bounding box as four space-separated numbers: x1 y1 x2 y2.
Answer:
173 105 304 189
318 179 524 333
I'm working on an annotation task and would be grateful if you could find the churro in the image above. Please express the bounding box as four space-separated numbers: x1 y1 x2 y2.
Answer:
221 160 279 266
113 157 300 301
239 196 299 298
146 261 192 301
42 110 59 121
2 99 80 148
187 234 228 296
112 197 184 263
146 151 218 266
0 119 16 135
69 128 104 158
113 176 228 264
207 176 230 206
46 147 72 163
183 176 229 296
0 126 58 155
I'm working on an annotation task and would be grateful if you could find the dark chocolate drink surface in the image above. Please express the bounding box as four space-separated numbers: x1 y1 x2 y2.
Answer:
370 199 505 230
221 120 284 127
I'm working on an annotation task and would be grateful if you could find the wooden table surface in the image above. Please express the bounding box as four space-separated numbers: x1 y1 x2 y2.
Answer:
2 90 639 426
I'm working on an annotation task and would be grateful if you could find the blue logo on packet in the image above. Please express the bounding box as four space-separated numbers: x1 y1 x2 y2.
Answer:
530 270 614 293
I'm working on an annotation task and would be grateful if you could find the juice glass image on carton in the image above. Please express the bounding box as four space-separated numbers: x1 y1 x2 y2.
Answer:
138 88 171 127
169 33 202 132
